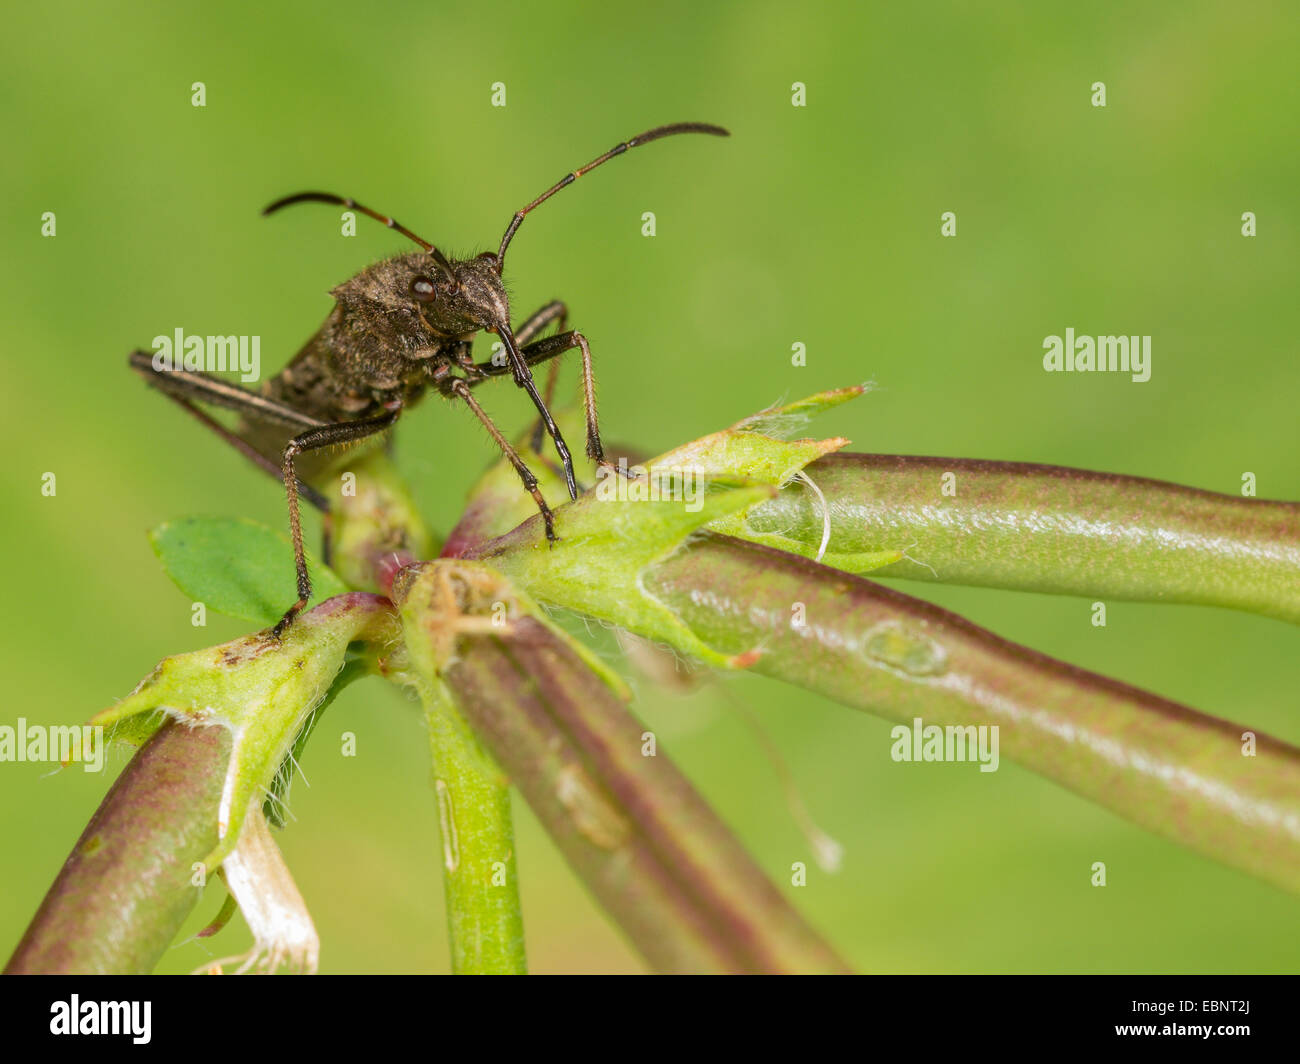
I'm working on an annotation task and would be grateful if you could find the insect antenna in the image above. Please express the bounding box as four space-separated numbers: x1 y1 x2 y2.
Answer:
494 121 730 269
262 191 456 280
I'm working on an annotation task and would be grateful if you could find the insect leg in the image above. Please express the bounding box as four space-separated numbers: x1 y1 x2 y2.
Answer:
274 408 401 638
447 379 557 543
512 301 568 451
130 350 326 430
129 350 332 513
472 331 624 476
513 300 568 347
494 325 579 502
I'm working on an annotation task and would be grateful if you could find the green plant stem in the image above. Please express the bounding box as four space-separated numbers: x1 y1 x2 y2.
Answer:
439 616 849 973
393 560 849 973
756 453 1300 623
465 426 1300 892
5 720 229 974
396 571 526 974
420 684 527 974
644 534 1300 894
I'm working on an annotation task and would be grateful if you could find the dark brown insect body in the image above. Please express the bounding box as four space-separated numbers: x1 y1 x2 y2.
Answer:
238 251 508 469
130 122 729 636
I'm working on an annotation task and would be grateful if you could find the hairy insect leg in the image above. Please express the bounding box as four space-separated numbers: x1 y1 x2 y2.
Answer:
274 408 402 638
130 352 335 561
448 379 557 542
515 362 578 501
131 353 331 510
493 324 579 501
471 331 632 481
129 350 326 432
511 302 569 454
513 300 568 347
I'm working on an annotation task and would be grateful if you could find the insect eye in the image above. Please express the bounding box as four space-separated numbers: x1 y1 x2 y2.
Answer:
410 276 437 302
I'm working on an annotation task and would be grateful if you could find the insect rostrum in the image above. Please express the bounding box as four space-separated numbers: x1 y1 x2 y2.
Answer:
130 121 729 637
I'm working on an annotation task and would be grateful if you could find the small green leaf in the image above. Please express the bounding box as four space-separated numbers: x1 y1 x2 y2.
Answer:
149 517 348 626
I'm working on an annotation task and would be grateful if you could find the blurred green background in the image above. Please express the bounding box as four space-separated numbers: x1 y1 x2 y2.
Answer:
2 0 1297 973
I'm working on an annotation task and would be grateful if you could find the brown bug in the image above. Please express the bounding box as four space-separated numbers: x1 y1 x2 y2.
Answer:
130 121 730 636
